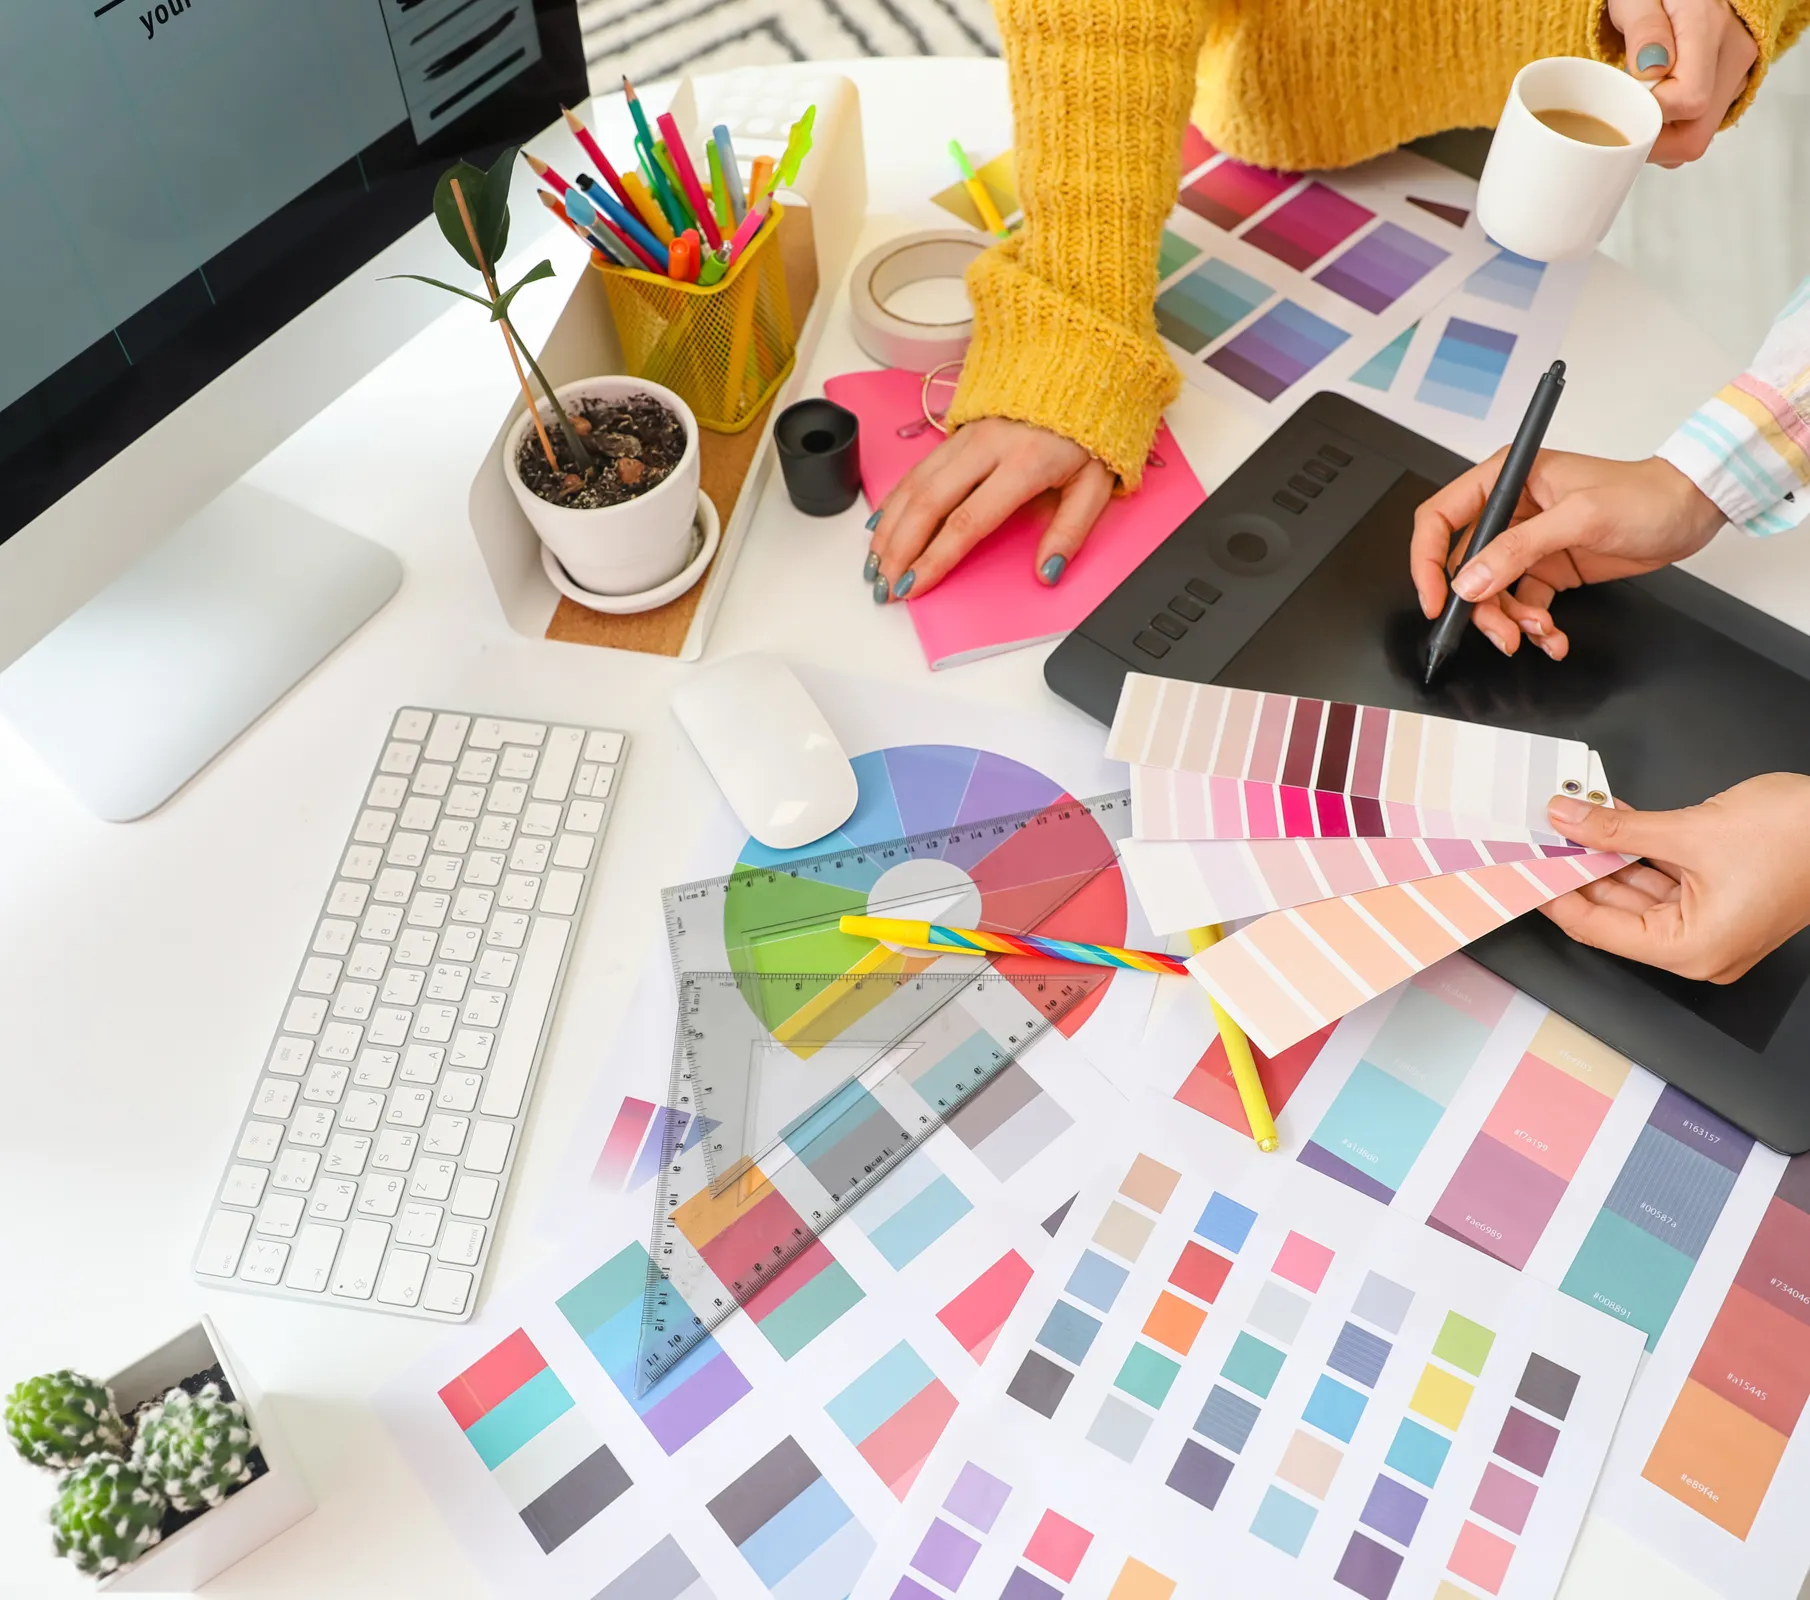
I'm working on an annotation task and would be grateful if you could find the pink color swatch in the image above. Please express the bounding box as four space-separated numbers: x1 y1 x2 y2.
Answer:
1024 1510 1094 1581
1273 1230 1336 1292
823 369 1205 669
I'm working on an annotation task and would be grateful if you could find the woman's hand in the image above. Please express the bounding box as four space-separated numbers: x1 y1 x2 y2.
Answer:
1410 450 1725 659
1541 776 1810 981
1606 0 1760 165
865 418 1114 603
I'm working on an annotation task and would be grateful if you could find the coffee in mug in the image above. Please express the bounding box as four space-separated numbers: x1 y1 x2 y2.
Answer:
1477 56 1662 261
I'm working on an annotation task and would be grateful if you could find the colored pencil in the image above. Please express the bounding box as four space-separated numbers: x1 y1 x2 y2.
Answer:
706 139 734 236
620 170 675 246
560 105 635 211
713 124 746 222
747 154 776 210
949 137 1008 238
536 188 620 266
563 186 665 274
622 75 656 151
656 113 722 251
638 148 689 235
652 141 696 231
1186 926 1279 1153
520 150 571 196
839 915 1190 976
570 182 668 267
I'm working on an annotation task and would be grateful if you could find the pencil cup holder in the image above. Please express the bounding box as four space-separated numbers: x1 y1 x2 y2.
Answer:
594 209 796 435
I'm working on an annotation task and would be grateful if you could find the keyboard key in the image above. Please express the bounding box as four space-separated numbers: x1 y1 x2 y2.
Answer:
1303 457 1337 481
357 1173 405 1218
254 1079 299 1119
240 1240 289 1285
425 965 469 1002
374 869 416 905
451 1031 493 1071
1168 593 1205 621
1151 613 1186 640
298 958 342 996
283 996 326 1035
366 1009 411 1047
367 775 409 808
456 750 497 784
437 1073 482 1112
285 1113 333 1154
221 1165 268 1208
438 1221 486 1266
381 968 424 1006
325 1133 372 1175
481 919 567 1117
339 1092 385 1132
465 1122 512 1175
588 768 614 799
584 731 623 764
419 855 461 891
452 1176 498 1219
444 785 485 819
264 1035 311 1071
332 983 377 1021
471 719 544 749
452 888 494 924
285 1225 341 1291
439 927 481 963
553 834 593 870
1273 489 1308 513
341 845 382 880
409 1160 457 1201
401 1046 444 1083
498 874 539 912
424 1115 468 1156
317 1023 363 1061
196 1211 253 1278
433 819 474 853
1287 473 1323 498
303 1061 348 1103
373 1130 419 1170
487 782 528 816
407 893 450 929
354 1049 398 1089
328 882 369 917
1133 630 1171 659
1319 443 1353 466
313 919 356 957
330 1220 390 1298
475 951 517 987
347 943 388 981
358 908 401 944
257 1194 304 1238
521 803 561 838
397 1205 442 1248
464 851 505 887
395 930 438 966
462 989 505 1028
486 914 529 950
237 1121 284 1162
377 1249 430 1308
379 742 420 776
541 871 583 917
387 833 428 869
392 709 434 741
387 1088 433 1128
565 800 604 833
354 809 395 846
410 764 451 798
424 713 469 762
307 1180 357 1222
510 838 551 873
414 1005 458 1042
421 1267 472 1316
533 729 584 800
498 746 538 781
475 817 516 850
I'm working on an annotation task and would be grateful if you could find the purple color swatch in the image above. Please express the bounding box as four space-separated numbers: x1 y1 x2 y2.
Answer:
1207 300 1350 403
1316 221 1450 312
1299 1138 1397 1203
910 1519 982 1589
1472 1461 1540 1533
1426 1135 1568 1269
944 1461 1012 1531
1334 1532 1405 1599
1646 1085 1754 1172
892 1581 941 1600
643 1351 754 1453
1001 1569 1063 1600
1494 1407 1561 1477
1245 183 1375 270
885 745 980 839
1359 1473 1428 1544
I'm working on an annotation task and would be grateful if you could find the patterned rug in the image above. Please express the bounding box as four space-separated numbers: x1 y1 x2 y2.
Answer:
580 0 999 86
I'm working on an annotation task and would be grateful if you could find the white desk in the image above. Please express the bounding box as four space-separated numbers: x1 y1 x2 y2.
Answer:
0 57 1794 1600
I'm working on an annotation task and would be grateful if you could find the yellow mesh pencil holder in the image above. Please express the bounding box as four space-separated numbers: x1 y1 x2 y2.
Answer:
595 209 796 435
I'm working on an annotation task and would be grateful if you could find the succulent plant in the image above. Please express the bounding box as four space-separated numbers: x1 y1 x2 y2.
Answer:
132 1383 257 1512
50 1455 166 1575
3 1371 128 1471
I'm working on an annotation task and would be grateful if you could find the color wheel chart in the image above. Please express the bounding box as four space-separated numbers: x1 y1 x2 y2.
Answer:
1153 130 1495 419
856 1093 1644 1600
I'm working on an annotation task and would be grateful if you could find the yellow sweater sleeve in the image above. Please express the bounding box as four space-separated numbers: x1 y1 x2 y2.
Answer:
1589 0 1810 124
946 0 1214 492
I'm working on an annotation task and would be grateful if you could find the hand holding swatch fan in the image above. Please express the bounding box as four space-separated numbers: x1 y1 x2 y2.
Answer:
1106 674 1627 1055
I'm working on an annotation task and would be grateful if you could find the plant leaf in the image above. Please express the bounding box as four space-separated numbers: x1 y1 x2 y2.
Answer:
479 145 518 265
383 272 497 312
432 162 491 273
491 258 556 322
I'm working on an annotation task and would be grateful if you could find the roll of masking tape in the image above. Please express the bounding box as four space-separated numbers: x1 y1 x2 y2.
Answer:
848 230 989 371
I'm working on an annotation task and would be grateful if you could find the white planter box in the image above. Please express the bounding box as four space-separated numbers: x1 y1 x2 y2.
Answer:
96 1318 313 1595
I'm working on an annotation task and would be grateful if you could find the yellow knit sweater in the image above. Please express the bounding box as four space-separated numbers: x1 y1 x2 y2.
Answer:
949 0 1809 489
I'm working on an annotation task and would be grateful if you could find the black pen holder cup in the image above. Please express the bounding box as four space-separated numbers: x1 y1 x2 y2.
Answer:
774 398 862 516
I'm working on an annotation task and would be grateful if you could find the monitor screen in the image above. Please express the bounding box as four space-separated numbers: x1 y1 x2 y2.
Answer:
0 0 585 546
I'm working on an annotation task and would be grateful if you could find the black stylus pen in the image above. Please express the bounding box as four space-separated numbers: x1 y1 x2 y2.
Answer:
1423 359 1568 685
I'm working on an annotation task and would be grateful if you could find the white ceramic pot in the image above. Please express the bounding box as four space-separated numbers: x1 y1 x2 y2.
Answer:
504 376 701 596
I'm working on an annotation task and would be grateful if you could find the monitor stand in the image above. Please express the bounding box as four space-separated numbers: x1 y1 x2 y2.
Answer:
0 483 401 821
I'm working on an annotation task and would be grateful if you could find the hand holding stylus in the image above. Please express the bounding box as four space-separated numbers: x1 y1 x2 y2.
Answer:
1411 450 1726 660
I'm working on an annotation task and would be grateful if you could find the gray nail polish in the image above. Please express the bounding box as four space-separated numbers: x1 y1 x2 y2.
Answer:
893 570 916 600
1040 554 1067 586
863 551 879 582
1636 42 1670 74
865 509 882 531
872 577 889 604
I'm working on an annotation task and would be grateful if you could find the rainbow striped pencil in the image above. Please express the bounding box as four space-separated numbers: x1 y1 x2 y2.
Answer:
839 915 1189 976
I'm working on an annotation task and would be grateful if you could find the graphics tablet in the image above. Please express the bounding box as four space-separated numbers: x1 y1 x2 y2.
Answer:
1046 392 1810 1152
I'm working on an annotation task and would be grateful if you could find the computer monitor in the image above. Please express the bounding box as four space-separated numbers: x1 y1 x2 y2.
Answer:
0 0 587 819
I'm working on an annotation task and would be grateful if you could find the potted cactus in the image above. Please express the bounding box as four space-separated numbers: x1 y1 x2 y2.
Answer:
4 1319 312 1590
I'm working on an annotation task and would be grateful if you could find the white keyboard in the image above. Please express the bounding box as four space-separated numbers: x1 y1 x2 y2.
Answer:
193 708 626 1320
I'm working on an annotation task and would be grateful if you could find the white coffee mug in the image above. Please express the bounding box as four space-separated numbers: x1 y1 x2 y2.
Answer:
1477 56 1663 261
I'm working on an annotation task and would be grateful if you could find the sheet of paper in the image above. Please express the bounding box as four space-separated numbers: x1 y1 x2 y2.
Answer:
1156 140 1499 421
1119 835 1594 935
1137 954 1810 1598
1108 674 1597 844
849 1087 1645 1600
821 369 1205 669
1185 850 1626 1057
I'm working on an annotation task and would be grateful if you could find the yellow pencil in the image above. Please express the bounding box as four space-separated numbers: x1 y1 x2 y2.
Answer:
621 171 675 247
1187 926 1279 1152
948 138 1008 238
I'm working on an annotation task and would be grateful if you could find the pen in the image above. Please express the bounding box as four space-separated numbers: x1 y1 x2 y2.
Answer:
706 138 734 236
562 187 666 274
1424 359 1568 685
713 124 746 222
949 138 1008 238
656 114 723 251
1186 926 1279 1153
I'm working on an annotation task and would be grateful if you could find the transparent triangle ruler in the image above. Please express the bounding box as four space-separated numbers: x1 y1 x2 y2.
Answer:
635 968 1102 1392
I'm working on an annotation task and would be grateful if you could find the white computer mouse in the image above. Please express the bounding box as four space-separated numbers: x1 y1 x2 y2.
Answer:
671 654 859 850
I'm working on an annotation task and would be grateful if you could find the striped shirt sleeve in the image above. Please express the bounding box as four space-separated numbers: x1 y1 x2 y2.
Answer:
1656 276 1810 537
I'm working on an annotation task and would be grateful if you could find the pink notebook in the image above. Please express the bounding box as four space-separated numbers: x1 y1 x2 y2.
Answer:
822 368 1205 669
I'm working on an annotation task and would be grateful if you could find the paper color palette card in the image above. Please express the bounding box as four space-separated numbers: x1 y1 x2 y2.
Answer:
822 368 1204 669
